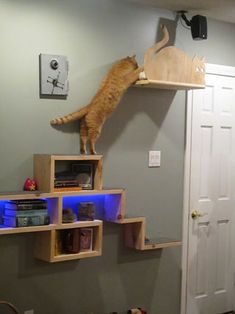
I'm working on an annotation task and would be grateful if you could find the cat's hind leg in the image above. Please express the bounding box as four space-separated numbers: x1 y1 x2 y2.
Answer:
88 127 101 155
80 118 88 154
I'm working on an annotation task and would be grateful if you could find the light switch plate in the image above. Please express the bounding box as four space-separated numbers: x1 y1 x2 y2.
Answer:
39 53 69 96
148 150 161 167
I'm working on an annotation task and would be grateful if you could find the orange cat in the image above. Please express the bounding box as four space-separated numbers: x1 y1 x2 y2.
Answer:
51 56 143 154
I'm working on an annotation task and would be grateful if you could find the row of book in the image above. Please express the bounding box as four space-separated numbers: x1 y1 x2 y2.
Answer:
3 199 50 228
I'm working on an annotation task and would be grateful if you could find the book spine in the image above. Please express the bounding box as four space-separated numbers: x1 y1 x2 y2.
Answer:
4 209 48 216
3 215 50 228
5 203 47 210
54 181 79 188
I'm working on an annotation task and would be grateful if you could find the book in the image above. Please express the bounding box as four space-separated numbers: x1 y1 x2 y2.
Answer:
78 202 95 221
60 229 80 254
4 209 48 217
54 187 82 192
5 199 47 210
6 199 47 204
54 180 79 188
3 214 50 228
79 228 93 251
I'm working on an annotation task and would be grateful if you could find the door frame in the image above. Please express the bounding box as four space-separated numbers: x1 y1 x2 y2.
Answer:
181 63 235 314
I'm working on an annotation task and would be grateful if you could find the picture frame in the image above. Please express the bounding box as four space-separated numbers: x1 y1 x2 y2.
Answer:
79 228 93 252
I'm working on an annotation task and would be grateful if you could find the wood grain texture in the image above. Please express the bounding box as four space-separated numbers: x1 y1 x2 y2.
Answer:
140 24 205 90
135 79 205 90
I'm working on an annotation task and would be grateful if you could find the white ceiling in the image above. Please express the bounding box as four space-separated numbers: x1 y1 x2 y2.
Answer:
129 0 235 23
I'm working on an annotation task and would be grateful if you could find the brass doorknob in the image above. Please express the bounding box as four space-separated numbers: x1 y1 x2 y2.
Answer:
191 210 208 219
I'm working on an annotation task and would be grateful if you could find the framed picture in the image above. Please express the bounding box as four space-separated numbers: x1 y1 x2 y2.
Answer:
72 163 93 190
79 228 93 252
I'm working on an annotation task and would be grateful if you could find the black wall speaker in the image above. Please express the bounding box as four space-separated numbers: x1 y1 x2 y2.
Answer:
191 15 207 40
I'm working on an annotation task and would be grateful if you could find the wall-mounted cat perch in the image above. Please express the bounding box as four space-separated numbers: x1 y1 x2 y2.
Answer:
135 25 205 90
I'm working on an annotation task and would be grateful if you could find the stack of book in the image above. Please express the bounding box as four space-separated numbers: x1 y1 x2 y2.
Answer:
3 199 50 228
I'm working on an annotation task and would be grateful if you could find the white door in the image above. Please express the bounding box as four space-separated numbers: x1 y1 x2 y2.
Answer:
185 66 235 314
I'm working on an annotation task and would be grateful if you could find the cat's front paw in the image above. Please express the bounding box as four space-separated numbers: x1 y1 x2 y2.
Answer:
139 71 147 80
80 148 87 155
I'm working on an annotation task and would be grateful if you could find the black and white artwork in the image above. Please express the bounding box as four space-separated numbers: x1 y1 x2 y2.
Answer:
39 54 69 97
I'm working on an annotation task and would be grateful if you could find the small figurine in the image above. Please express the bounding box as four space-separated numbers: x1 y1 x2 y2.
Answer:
62 208 77 223
117 214 123 220
23 178 37 191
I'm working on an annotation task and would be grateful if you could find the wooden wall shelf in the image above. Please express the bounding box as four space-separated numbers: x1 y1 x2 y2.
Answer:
136 25 205 91
0 154 181 263
135 79 205 90
0 224 56 235
116 216 181 251
34 221 103 263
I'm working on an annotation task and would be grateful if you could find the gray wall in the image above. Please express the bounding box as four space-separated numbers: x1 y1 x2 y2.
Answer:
0 1 235 313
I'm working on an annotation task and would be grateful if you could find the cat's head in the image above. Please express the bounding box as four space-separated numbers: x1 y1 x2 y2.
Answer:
114 55 138 75
126 55 138 68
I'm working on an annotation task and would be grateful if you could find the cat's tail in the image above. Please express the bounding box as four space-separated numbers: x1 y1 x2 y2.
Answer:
144 24 169 65
50 105 89 125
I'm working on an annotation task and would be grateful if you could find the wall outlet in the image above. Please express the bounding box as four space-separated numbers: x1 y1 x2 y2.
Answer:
24 310 34 314
148 150 161 167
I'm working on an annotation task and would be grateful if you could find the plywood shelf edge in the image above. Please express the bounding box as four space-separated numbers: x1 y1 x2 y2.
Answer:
142 239 181 250
135 79 205 90
0 224 56 235
52 250 101 263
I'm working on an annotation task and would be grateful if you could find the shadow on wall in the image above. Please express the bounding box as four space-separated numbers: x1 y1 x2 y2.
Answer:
157 17 178 46
98 87 176 155
50 86 176 156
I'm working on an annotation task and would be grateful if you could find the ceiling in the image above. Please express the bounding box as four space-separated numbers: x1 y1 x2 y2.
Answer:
129 0 235 23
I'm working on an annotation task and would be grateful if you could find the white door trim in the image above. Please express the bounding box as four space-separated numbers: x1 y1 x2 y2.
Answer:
181 63 235 314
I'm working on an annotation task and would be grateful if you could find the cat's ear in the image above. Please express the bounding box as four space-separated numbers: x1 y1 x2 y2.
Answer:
201 56 205 62
130 54 136 59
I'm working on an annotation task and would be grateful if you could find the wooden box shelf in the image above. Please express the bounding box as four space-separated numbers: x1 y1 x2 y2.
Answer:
34 154 103 192
0 188 125 262
0 154 181 263
0 193 59 235
115 216 181 251
35 220 103 263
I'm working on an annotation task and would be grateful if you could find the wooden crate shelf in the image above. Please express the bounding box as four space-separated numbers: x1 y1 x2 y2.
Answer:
106 215 181 250
34 221 103 263
0 154 181 263
34 154 103 192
